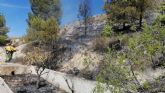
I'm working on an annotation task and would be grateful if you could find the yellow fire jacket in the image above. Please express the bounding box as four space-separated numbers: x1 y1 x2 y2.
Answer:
5 46 16 52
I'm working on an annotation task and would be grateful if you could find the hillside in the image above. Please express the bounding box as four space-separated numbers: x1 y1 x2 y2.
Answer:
4 14 107 79
1 7 165 92
2 0 165 93
58 14 106 74
4 12 165 81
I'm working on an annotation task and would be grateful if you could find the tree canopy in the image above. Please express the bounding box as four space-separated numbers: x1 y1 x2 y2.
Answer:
29 0 61 23
104 0 156 30
78 0 92 36
0 14 8 45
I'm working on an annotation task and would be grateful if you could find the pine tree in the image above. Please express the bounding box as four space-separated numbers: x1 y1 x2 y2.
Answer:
104 0 156 30
134 0 155 29
104 0 138 30
25 1 61 87
159 3 165 25
29 0 61 23
78 0 92 36
26 0 61 43
0 14 8 45
25 16 59 44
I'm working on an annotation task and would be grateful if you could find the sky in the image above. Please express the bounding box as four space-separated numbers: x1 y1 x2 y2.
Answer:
0 0 105 37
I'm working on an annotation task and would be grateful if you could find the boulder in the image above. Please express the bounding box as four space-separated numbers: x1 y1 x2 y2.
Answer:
0 77 13 93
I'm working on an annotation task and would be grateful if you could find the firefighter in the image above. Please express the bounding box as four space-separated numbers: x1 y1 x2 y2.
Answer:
5 43 16 62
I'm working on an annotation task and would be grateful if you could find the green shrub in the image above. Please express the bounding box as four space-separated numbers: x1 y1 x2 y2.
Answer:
95 22 165 92
101 24 113 37
143 82 151 90
130 25 137 32
160 15 165 22
95 49 139 93
0 35 7 45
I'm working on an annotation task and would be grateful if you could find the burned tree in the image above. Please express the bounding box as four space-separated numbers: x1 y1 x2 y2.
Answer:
78 0 92 36
25 47 50 88
64 77 75 93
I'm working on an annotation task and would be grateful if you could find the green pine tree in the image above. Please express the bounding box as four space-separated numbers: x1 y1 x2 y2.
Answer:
0 14 8 45
29 0 61 23
104 0 156 30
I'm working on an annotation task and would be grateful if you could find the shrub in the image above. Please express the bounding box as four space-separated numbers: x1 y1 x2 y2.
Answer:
80 53 94 80
80 69 93 80
130 25 137 32
95 49 140 93
160 15 165 22
109 38 122 51
143 82 151 90
95 22 165 93
101 23 113 37
93 36 109 52
0 35 7 45
24 47 55 88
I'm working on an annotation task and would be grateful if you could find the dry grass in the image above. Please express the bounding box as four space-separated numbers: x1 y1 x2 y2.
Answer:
92 36 109 52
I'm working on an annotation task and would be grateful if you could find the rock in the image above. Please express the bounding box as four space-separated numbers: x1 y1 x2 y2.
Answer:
0 47 6 62
17 88 27 93
152 52 165 69
67 67 80 75
0 77 13 93
73 67 80 75
109 39 122 50
12 44 27 59
39 81 47 88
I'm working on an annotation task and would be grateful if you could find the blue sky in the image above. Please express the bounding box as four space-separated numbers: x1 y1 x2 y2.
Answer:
0 0 105 37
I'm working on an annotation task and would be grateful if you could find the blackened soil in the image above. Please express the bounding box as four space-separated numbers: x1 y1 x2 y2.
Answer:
1 74 67 93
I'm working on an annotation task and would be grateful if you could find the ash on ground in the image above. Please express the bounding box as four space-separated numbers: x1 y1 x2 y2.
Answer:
1 74 67 93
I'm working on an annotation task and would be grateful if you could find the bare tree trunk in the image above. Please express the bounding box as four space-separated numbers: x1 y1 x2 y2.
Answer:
130 66 145 92
84 18 87 36
64 78 74 93
36 67 46 89
139 13 143 29
123 12 126 30
123 22 126 30
36 75 41 89
139 1 144 30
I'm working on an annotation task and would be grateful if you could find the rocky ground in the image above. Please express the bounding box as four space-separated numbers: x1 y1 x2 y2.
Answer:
1 74 67 93
57 15 106 75
0 14 106 80
143 76 165 93
0 47 6 62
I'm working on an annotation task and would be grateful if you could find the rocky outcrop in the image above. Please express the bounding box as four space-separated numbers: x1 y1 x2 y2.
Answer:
0 63 111 93
0 47 6 62
0 63 31 75
12 44 27 60
0 77 13 93
1 63 165 93
58 15 106 74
